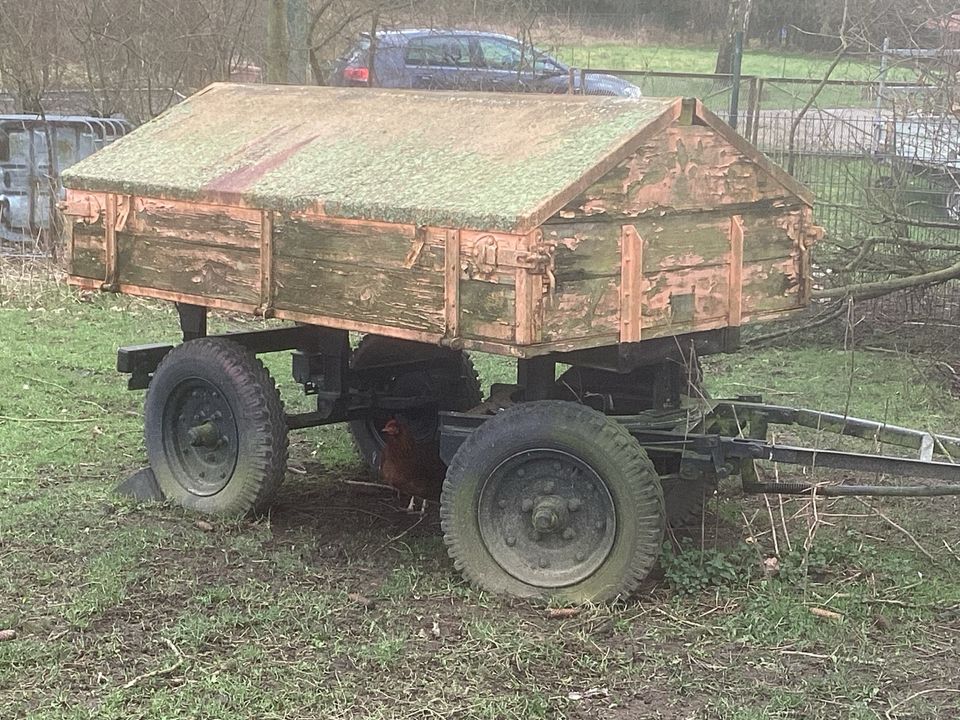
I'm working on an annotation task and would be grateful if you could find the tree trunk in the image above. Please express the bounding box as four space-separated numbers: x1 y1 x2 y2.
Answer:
267 0 289 84
715 0 753 74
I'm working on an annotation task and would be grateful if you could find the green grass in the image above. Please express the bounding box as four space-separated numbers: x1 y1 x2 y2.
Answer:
549 43 916 112
553 44 913 82
1 264 960 719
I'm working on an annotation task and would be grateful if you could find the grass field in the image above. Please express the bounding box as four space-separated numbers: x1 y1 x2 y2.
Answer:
553 44 913 83
2 263 960 719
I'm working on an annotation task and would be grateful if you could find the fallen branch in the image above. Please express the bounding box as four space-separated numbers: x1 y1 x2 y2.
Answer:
885 688 960 720
121 637 183 690
856 499 936 564
0 415 100 424
814 257 960 302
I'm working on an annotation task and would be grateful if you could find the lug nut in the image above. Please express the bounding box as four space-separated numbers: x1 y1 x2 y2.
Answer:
498 499 507 509
563 528 575 540
568 498 582 512
516 468 525 477
539 558 550 569
575 551 587 562
544 481 555 493
505 536 516 547
521 499 533 512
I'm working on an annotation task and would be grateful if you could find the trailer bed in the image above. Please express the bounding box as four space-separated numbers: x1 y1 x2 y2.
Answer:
62 84 821 359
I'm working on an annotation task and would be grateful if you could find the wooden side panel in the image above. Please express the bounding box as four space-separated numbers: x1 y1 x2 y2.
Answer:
542 222 621 281
740 207 807 320
558 124 794 220
63 190 108 281
70 223 107 280
272 213 446 334
542 277 620 342
112 199 262 305
130 198 262 250
459 280 515 342
539 221 620 343
115 232 261 305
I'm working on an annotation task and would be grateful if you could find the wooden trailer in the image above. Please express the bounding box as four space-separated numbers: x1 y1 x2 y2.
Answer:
62 84 824 602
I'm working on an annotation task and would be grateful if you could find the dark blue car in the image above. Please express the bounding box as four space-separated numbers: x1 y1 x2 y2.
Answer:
330 29 642 98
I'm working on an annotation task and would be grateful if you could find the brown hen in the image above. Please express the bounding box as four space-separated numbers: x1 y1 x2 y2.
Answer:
379 416 448 512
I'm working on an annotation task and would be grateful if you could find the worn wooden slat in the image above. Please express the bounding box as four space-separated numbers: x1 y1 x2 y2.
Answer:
274 214 439 271
741 207 807 262
104 194 118 288
542 276 620 342
132 197 262 251
559 125 796 221
259 210 275 315
65 277 450 347
115 233 261 305
273 256 445 334
641 264 730 329
741 256 802 317
542 221 621 281
619 224 643 343
729 214 744 327
444 229 461 339
70 225 107 280
459 280 515 342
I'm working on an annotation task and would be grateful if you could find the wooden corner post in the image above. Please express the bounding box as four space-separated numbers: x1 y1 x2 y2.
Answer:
728 215 744 327
258 210 275 317
444 229 461 341
619 224 643 343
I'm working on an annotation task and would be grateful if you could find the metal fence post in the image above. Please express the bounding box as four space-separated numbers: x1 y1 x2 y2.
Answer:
728 30 744 129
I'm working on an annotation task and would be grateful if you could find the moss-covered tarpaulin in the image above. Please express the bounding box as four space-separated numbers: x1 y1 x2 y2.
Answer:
61 84 679 232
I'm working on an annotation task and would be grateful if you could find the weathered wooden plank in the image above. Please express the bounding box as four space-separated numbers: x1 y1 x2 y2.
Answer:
729 215 744 327
641 265 730 329
115 233 261 305
459 280 515 342
274 214 441 271
636 214 731 273
273 256 445 333
542 277 620 342
541 221 621 281
104 194 118 288
620 224 643 343
131 197 262 251
558 125 796 220
259 211 275 314
741 256 802 317
70 225 106 280
741 206 807 263
444 229 461 339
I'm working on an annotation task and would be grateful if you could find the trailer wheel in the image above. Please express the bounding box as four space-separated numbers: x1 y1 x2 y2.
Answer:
349 335 481 470
441 401 664 603
555 365 715 528
145 338 288 516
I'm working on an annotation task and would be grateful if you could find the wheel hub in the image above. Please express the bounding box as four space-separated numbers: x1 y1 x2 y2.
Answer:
478 449 617 588
161 378 239 496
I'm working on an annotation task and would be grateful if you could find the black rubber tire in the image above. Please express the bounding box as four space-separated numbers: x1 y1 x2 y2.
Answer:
145 338 288 516
441 401 664 603
348 335 482 470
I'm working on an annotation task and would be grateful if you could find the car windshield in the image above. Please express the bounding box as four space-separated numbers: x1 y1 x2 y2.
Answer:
470 36 567 74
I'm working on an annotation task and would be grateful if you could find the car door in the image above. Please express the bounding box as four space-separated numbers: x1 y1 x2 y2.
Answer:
473 36 538 92
403 34 476 90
